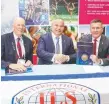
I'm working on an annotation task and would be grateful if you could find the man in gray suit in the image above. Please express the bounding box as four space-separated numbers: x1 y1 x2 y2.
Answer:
80 19 109 66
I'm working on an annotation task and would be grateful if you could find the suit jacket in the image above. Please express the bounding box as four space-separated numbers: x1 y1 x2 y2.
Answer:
79 34 109 66
37 32 76 64
1 32 33 69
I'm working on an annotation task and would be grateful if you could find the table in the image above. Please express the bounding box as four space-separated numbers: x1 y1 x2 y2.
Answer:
1 64 109 81
1 64 109 104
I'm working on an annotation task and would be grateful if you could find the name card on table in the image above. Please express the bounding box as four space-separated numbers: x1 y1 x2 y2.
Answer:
5 67 33 75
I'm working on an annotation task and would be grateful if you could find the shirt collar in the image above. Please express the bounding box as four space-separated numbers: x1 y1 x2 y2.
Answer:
13 32 23 41
52 32 62 39
92 36 101 42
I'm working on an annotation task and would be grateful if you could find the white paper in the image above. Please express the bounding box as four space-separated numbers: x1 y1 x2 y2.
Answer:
83 65 103 73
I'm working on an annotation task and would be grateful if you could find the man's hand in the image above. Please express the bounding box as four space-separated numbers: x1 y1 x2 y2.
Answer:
54 54 69 64
9 63 26 72
25 60 33 67
90 55 101 64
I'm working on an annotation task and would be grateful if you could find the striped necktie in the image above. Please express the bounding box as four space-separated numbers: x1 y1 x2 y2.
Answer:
55 37 60 54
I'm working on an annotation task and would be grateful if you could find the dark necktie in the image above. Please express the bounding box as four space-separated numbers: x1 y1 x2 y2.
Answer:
55 37 60 54
93 39 97 55
17 38 22 58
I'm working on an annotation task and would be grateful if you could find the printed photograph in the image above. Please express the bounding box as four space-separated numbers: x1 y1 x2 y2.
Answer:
19 0 49 25
49 0 78 24
78 25 105 41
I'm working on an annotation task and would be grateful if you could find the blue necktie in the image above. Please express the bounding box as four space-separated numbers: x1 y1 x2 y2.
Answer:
55 37 60 54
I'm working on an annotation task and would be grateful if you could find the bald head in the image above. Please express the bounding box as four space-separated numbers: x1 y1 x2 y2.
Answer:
51 19 65 36
13 17 25 25
51 19 64 26
13 17 25 37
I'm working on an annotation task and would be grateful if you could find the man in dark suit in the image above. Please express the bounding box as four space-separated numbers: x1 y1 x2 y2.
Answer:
1 17 33 72
37 19 76 64
80 19 109 66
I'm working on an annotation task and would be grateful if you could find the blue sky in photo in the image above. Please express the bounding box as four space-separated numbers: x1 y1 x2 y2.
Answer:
79 25 90 37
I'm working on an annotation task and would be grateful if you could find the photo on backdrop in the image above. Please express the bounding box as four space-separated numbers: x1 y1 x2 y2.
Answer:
19 0 49 25
49 0 78 24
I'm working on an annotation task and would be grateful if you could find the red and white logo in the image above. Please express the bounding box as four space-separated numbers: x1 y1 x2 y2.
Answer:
12 82 100 104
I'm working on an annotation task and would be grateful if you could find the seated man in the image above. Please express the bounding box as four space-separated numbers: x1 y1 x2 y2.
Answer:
37 19 76 64
80 19 109 66
1 17 33 73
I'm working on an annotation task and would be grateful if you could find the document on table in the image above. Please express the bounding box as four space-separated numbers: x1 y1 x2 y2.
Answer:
83 65 103 73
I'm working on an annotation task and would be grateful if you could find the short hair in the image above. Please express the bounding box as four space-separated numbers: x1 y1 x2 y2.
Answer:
28 26 35 33
51 19 64 25
90 19 103 24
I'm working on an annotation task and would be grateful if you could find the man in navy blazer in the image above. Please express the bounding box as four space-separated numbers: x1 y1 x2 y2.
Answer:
80 19 109 66
37 19 76 64
1 17 33 71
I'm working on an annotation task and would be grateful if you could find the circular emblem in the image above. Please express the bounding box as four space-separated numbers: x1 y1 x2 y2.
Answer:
12 82 100 104
81 54 88 61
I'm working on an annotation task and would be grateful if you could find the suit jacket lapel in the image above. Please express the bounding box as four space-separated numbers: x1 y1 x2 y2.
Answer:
91 35 104 57
9 33 17 62
49 33 55 53
98 36 104 56
62 35 66 54
22 35 27 57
